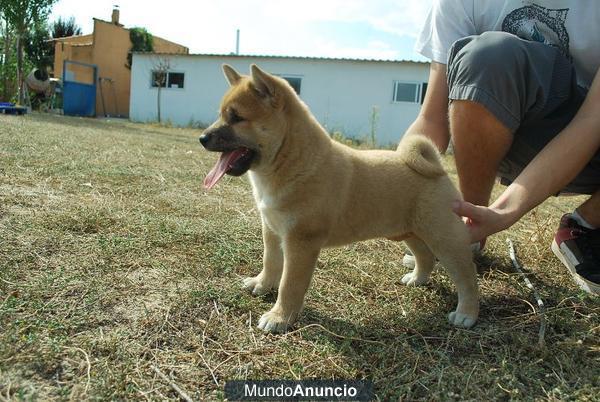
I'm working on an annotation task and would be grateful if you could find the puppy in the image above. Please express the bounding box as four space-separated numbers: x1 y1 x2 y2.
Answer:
200 64 479 333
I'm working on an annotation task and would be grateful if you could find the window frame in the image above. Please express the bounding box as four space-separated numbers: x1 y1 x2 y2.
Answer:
150 70 167 88
391 81 422 104
166 71 185 89
150 70 186 90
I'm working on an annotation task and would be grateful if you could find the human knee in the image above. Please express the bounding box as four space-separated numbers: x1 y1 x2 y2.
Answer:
450 99 511 136
447 32 529 133
447 32 524 88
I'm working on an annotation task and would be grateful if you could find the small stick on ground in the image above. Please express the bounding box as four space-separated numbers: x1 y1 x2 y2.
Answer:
197 352 219 386
151 365 194 402
284 323 386 345
507 238 547 349
63 346 91 393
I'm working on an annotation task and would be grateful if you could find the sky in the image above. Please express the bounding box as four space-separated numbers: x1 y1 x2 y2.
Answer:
49 0 433 62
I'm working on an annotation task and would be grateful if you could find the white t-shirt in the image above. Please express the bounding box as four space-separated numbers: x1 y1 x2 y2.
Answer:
415 0 600 88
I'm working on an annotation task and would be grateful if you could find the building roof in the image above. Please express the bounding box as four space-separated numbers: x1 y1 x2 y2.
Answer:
48 33 93 42
93 18 189 51
93 17 124 27
49 20 188 53
134 51 429 65
63 42 93 47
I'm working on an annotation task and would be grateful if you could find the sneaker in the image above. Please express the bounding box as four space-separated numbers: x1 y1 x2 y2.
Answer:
551 214 600 295
402 239 485 269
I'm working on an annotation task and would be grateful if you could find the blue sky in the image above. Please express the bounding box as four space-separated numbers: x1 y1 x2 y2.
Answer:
50 0 432 62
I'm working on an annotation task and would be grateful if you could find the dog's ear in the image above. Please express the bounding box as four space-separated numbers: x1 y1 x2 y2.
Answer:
222 64 242 86
250 64 279 101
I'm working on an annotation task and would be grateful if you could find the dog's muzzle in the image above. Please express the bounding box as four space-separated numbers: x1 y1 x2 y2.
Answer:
199 124 258 188
199 123 241 152
199 133 210 147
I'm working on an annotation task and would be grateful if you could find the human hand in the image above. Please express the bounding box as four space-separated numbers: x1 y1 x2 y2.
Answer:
451 200 517 243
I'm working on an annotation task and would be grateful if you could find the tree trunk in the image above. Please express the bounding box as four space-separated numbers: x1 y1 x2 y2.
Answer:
157 86 161 123
1 17 12 101
16 32 23 105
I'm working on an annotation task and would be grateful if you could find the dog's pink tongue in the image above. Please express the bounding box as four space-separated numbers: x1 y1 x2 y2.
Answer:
203 150 242 189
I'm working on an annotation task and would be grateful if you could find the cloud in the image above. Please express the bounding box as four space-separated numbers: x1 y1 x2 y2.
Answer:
50 0 433 60
365 1 433 37
191 0 432 58
255 0 432 37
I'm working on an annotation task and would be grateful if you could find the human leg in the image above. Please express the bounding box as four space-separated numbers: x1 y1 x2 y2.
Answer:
446 31 577 205
449 100 512 206
576 189 600 228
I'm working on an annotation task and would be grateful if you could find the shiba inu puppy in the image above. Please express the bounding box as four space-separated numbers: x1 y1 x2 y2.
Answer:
200 64 479 333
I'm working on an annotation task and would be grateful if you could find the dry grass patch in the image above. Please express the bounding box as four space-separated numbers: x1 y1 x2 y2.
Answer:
0 114 598 401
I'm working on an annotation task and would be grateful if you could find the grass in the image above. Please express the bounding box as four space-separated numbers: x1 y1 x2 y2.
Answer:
0 113 598 401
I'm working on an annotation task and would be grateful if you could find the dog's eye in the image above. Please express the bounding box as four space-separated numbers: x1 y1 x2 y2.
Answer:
229 109 245 124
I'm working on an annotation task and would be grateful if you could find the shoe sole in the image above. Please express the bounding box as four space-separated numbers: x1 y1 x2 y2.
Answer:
551 239 600 295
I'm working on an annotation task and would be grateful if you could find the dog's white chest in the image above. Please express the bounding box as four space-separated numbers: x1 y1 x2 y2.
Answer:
256 192 274 212
249 174 293 234
249 174 274 210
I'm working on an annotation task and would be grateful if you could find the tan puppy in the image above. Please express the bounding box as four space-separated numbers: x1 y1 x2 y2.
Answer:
200 64 479 333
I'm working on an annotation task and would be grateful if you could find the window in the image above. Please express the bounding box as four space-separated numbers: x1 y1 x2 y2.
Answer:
392 81 428 104
275 75 302 95
168 72 185 88
420 83 428 104
151 71 166 88
151 71 185 89
283 77 301 95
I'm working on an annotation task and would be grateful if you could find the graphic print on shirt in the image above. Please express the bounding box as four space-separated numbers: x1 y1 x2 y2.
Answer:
502 4 570 59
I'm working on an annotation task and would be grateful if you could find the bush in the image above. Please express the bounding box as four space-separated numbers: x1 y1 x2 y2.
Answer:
126 27 153 69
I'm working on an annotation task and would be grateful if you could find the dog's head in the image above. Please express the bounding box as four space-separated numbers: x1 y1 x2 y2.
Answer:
200 64 293 189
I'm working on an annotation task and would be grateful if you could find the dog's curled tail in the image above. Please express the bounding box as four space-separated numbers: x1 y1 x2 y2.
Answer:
398 134 445 178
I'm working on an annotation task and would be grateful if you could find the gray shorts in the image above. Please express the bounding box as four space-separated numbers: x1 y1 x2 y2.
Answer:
447 31 599 195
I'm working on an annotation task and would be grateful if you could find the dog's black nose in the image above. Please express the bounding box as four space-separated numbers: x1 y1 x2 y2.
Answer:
199 134 209 146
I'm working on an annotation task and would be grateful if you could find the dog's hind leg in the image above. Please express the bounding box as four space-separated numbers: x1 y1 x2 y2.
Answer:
422 223 479 328
434 248 479 328
243 223 283 296
401 236 436 286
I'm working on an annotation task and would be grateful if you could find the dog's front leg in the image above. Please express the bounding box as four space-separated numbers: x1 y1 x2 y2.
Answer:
257 238 321 333
243 222 283 295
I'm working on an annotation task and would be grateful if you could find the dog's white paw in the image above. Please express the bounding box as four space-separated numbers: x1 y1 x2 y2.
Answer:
242 276 272 296
257 310 294 333
401 271 429 286
448 311 478 328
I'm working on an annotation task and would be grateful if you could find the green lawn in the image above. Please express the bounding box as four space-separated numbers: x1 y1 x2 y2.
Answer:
0 113 598 401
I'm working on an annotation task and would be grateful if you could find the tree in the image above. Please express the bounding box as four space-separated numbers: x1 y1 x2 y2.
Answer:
23 21 52 74
50 16 81 39
0 0 57 104
48 16 81 65
127 27 153 69
0 10 17 101
151 56 171 123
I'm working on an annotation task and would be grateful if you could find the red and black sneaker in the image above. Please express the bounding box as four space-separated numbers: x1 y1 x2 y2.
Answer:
551 214 600 295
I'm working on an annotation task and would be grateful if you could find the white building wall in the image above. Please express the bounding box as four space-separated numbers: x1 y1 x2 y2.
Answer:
130 54 429 146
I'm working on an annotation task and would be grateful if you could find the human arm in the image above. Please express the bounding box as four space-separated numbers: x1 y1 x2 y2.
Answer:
453 68 600 242
407 0 478 152
405 62 451 152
